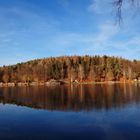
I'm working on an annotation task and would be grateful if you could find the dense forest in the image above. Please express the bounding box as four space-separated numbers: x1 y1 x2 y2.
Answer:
0 55 140 83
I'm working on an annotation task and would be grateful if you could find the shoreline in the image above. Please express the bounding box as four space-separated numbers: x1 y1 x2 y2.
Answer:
0 80 139 88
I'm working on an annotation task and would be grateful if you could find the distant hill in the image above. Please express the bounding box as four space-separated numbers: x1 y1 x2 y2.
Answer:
0 55 140 83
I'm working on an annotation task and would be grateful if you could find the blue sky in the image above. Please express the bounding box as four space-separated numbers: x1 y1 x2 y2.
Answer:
0 0 140 66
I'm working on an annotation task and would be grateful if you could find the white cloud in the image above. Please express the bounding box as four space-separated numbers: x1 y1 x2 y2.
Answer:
88 0 112 14
52 22 118 45
89 22 118 46
48 20 140 60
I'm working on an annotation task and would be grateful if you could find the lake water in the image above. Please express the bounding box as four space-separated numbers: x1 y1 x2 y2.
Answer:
0 84 140 140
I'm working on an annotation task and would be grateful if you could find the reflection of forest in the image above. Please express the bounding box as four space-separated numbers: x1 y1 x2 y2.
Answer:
0 84 140 111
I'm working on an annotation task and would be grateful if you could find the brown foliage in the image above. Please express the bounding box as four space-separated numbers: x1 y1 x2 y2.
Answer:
0 55 140 83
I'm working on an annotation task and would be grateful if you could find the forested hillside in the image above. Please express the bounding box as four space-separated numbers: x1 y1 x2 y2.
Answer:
0 55 140 83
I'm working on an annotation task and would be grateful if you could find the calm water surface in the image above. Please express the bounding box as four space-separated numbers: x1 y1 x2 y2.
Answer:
0 84 140 140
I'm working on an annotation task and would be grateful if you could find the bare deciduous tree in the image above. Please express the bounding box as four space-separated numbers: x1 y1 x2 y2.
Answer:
114 0 140 23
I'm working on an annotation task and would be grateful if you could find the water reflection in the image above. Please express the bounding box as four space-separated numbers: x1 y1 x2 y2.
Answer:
0 84 140 111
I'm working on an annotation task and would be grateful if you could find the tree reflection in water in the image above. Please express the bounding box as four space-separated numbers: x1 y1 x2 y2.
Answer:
0 84 140 111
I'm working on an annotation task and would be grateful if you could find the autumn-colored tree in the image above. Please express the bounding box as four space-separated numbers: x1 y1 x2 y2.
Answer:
0 56 140 83
106 70 115 81
2 74 10 83
78 64 84 81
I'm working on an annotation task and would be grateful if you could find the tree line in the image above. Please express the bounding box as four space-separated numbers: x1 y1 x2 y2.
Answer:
0 55 140 83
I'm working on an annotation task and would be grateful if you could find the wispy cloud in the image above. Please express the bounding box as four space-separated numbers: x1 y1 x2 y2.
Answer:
51 22 118 48
0 0 140 66
88 0 113 14
48 20 140 59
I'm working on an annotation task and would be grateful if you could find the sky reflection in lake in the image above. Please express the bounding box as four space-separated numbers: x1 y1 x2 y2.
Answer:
0 84 140 140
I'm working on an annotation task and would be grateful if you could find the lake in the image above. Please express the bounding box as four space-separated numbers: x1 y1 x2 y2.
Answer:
0 83 140 140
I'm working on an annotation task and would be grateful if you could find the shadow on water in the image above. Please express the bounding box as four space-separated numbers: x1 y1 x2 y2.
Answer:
0 83 140 111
